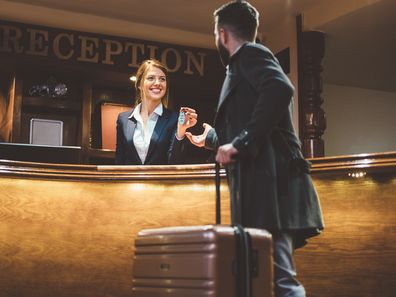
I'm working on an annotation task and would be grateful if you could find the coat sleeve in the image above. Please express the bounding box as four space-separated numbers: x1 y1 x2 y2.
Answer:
167 134 186 164
115 114 125 165
204 128 218 151
167 115 186 165
231 46 294 157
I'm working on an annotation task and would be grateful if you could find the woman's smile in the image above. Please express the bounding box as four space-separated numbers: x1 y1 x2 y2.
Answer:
143 66 167 101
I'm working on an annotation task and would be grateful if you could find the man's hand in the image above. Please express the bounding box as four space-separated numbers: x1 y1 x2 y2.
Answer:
216 143 238 164
185 123 213 147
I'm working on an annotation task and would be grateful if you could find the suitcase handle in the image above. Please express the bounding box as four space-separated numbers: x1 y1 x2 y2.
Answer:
215 161 243 225
215 162 221 224
215 161 252 297
234 225 253 297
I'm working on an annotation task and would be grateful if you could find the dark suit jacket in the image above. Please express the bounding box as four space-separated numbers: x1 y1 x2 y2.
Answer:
115 107 185 165
206 43 324 247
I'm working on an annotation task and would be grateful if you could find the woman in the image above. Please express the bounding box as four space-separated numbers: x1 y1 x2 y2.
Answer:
115 59 197 165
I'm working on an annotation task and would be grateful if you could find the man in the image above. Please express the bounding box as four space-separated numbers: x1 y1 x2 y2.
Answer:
185 1 324 296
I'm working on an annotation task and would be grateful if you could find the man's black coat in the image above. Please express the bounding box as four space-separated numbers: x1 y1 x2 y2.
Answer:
206 43 324 247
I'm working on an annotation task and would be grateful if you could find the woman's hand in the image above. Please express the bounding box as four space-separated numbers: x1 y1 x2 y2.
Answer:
176 107 198 139
185 123 213 147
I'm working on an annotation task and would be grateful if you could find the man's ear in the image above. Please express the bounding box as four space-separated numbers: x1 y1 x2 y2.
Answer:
219 27 228 45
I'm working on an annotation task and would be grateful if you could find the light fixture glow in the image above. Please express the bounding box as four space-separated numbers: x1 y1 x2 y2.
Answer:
348 171 367 178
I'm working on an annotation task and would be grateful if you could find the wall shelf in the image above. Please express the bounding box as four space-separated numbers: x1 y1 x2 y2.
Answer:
22 96 81 112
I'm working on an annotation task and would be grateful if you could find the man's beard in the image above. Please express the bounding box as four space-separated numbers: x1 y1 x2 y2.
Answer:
217 42 230 67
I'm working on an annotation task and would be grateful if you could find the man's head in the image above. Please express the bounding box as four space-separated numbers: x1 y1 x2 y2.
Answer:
213 1 259 65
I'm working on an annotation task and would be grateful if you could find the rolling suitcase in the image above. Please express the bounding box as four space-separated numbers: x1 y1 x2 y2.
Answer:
131 163 274 297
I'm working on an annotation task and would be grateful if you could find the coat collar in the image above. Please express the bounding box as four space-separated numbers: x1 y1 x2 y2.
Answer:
216 43 249 113
126 114 141 164
129 102 164 121
126 104 169 165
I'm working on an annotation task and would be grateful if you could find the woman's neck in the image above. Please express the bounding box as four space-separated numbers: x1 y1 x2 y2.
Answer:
140 99 161 118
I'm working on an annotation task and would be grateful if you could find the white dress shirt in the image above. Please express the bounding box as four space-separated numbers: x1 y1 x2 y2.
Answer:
129 103 163 164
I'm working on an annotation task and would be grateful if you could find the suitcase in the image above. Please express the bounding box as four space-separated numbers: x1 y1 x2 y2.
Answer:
131 163 274 297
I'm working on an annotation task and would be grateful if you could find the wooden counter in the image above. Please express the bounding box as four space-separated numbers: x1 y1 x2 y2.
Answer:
297 152 396 297
0 152 396 297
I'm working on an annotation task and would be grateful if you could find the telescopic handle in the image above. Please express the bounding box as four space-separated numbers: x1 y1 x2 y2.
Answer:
215 162 221 224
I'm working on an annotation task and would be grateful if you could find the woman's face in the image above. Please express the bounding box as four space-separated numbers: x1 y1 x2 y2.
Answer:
141 66 167 103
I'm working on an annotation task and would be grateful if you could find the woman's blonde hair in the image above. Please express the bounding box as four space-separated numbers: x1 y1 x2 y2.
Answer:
134 59 169 107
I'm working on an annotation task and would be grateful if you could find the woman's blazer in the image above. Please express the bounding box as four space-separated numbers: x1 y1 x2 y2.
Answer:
115 107 185 165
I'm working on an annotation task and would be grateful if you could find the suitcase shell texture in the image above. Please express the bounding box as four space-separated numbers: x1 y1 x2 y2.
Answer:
131 225 273 297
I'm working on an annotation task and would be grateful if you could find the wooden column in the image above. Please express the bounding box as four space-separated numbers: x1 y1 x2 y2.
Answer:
299 31 326 158
11 74 22 143
0 73 14 142
81 82 92 163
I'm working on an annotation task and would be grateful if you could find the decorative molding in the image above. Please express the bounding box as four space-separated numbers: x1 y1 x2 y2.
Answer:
310 151 396 174
0 161 226 180
1 151 396 180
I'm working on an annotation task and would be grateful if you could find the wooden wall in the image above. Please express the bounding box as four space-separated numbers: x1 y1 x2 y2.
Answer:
0 152 396 297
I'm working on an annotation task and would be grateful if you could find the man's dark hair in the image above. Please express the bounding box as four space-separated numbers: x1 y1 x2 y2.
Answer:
214 1 259 42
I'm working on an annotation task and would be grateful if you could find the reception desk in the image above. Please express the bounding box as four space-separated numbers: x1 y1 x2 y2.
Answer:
1 152 396 297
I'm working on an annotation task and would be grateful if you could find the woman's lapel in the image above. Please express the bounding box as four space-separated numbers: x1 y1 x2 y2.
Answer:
144 109 171 164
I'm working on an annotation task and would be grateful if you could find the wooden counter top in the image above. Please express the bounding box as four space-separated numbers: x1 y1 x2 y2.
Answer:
1 150 396 180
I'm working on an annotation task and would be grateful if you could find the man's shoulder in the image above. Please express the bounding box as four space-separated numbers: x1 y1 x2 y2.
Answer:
242 42 274 58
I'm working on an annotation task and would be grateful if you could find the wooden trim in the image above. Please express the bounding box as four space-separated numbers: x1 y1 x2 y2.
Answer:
11 74 22 142
310 151 396 174
22 96 80 112
81 82 92 163
88 148 115 159
0 160 226 180
1 151 396 180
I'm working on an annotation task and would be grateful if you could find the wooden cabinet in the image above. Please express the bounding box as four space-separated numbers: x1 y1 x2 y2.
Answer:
12 73 82 145
3 70 133 164
8 74 84 160
22 96 81 111
87 85 132 164
20 96 81 147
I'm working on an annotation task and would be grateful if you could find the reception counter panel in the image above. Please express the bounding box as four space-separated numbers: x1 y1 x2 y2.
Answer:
1 152 396 297
0 162 231 297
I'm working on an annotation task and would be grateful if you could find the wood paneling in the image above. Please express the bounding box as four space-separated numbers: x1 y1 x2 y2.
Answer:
296 173 396 297
0 152 396 297
0 164 230 297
